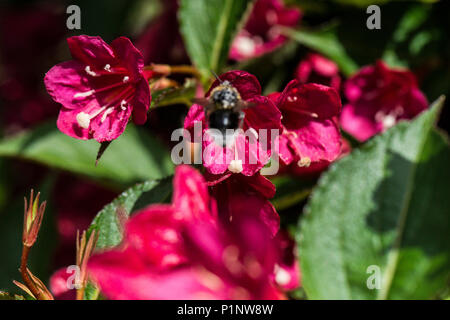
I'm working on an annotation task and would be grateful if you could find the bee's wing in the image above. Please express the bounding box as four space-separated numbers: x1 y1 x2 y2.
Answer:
191 97 210 106
233 100 257 111
191 98 216 113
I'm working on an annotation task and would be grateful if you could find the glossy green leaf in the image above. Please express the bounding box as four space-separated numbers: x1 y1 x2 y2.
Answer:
298 97 450 299
151 78 197 108
282 27 358 76
179 0 252 80
0 122 174 188
83 177 172 300
88 177 172 250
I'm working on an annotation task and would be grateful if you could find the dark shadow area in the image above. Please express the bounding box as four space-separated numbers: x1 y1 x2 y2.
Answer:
366 130 450 283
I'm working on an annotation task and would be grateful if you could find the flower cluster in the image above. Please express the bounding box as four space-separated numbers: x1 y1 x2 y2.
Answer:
40 0 430 300
44 35 151 142
75 166 296 299
230 0 301 61
340 61 428 142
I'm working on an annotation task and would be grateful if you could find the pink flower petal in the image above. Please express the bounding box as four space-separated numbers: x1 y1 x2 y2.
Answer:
131 78 151 125
277 81 341 127
91 105 132 142
340 103 380 142
173 165 216 221
44 60 93 110
125 204 185 269
287 118 341 163
183 104 206 142
67 35 115 68
110 36 145 80
89 249 219 300
206 70 261 100
49 267 77 300
56 101 100 140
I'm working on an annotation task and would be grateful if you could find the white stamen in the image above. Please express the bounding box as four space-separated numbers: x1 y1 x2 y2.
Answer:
104 64 111 72
382 114 396 129
161 254 180 266
228 159 243 173
297 157 311 167
85 66 97 77
120 100 127 110
376 110 398 130
162 230 178 243
76 112 91 129
235 36 255 57
73 90 95 99
101 107 114 123
287 96 298 102
122 76 130 83
274 265 291 286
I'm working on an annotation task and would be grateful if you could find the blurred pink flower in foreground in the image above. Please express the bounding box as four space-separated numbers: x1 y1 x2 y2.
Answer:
44 35 151 142
83 165 286 300
295 53 341 90
184 70 282 176
207 172 280 236
230 0 301 61
268 80 342 170
340 61 428 142
271 232 301 291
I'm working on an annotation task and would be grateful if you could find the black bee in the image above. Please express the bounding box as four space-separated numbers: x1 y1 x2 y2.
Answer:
194 79 252 146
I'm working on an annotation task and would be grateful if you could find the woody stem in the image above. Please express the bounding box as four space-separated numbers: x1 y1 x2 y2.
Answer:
19 245 44 300
76 284 85 300
168 65 200 76
144 64 201 78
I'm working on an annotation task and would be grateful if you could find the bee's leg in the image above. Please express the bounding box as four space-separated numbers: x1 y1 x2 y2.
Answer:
238 111 245 129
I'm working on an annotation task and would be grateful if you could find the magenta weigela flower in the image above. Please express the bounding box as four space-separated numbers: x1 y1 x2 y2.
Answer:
184 70 282 176
230 0 301 61
271 231 301 291
340 61 428 142
295 53 341 90
207 171 280 236
44 35 151 142
269 80 342 169
87 165 285 300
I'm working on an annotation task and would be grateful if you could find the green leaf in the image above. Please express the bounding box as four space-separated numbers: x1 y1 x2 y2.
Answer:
0 122 174 188
84 176 172 300
298 97 450 300
88 177 172 250
151 78 197 108
179 0 252 80
382 4 431 67
282 27 359 76
270 176 314 211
